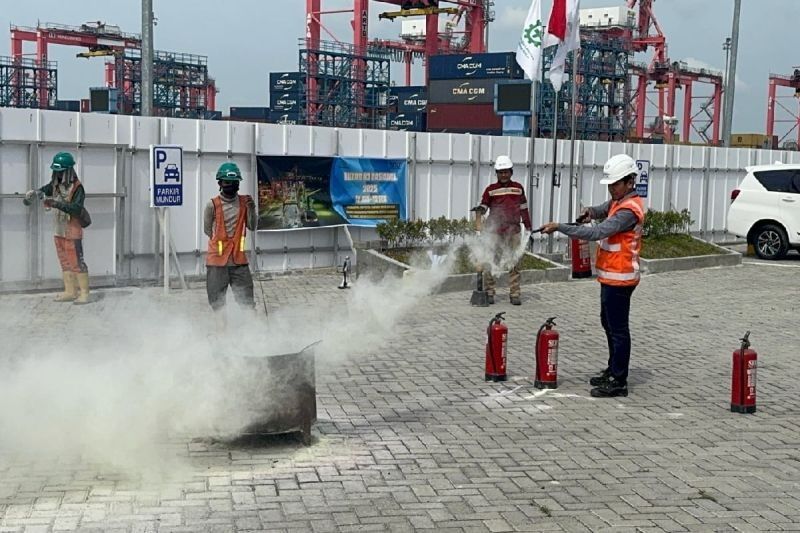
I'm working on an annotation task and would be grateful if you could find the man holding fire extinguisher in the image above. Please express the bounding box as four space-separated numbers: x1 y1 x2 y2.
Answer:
539 154 644 398
474 155 533 306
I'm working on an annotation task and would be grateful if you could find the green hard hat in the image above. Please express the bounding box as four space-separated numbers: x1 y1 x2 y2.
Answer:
216 162 242 181
50 152 76 171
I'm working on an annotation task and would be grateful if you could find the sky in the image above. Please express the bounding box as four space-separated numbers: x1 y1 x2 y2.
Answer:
1 0 799 136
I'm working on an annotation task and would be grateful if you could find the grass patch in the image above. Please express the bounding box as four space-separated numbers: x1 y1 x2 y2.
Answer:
383 245 552 274
640 234 724 259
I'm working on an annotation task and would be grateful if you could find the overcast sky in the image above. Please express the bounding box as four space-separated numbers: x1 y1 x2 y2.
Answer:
1 0 798 136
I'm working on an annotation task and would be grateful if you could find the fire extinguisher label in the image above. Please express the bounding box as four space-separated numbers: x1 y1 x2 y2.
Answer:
747 360 757 398
548 339 559 372
501 333 507 371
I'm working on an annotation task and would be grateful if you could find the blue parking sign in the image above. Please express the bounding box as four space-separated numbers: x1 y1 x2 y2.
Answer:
151 145 183 207
635 159 650 198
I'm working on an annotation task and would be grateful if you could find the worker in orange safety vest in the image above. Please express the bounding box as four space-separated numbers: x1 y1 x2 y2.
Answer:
204 162 258 316
540 154 645 398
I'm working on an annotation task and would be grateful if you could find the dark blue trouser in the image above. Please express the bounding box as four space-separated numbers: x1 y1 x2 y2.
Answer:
600 283 637 383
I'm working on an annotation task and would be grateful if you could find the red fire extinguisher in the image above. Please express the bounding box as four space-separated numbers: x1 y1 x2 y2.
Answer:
731 331 757 413
485 312 508 382
534 317 559 389
571 239 592 279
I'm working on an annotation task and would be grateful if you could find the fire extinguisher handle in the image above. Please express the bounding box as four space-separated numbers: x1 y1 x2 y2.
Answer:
740 330 751 349
546 316 557 326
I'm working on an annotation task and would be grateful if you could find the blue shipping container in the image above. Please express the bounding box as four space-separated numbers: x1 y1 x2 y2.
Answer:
270 91 303 112
229 107 270 120
269 72 304 93
269 111 304 125
388 112 426 132
390 86 428 112
429 52 524 80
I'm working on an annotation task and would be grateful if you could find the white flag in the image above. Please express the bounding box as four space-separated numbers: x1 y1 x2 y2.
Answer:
545 0 581 92
515 0 545 81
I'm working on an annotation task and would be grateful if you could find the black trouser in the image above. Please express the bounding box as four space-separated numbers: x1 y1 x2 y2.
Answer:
206 264 255 311
600 283 636 383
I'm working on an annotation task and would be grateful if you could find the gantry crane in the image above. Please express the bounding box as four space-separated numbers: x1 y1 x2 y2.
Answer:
7 21 217 115
766 69 800 149
625 0 723 144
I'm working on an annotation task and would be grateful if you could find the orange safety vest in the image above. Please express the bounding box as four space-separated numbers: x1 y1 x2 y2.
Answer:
595 195 645 287
60 179 84 240
206 195 249 267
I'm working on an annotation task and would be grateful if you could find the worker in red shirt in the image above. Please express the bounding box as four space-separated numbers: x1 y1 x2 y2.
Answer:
474 155 533 305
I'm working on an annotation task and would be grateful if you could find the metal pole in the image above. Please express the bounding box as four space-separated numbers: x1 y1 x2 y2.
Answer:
141 0 154 117
163 207 169 294
721 37 731 144
568 50 579 225
722 0 741 146
547 89 559 254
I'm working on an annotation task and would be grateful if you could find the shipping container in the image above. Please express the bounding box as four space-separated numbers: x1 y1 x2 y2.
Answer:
55 100 81 112
389 86 428 112
427 103 502 130
229 106 270 120
730 133 773 149
429 52 524 80
270 92 303 112
429 79 497 105
269 111 304 125
427 127 503 136
388 112 426 131
80 99 90 113
204 110 222 120
269 72 304 93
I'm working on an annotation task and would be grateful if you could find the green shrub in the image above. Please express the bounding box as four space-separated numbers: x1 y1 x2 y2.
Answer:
643 209 693 238
377 216 478 249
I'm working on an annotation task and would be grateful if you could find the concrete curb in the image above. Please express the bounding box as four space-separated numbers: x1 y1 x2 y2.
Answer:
355 248 570 293
640 238 743 274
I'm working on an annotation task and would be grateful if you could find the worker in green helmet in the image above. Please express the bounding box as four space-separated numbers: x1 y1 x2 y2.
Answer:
23 152 91 304
203 162 258 318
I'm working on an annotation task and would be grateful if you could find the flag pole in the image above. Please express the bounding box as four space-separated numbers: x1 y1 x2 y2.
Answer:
527 68 539 251
547 86 559 254
568 47 579 226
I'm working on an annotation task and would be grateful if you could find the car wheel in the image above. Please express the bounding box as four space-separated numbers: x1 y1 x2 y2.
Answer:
753 224 789 260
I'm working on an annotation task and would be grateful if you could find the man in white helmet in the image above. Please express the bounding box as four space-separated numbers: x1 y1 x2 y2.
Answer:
540 154 645 398
474 155 533 305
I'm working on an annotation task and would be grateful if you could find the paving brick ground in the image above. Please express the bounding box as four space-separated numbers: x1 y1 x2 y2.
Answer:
1 262 800 532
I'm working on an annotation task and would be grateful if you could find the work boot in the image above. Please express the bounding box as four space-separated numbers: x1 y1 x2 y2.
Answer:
54 272 77 302
487 294 495 305
73 272 90 305
590 376 628 398
510 296 521 306
589 368 611 386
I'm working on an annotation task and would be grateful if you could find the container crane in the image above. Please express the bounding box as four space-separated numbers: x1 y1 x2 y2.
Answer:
625 0 722 144
766 69 800 148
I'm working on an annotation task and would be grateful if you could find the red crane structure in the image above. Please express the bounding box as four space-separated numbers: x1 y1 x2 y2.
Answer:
766 69 800 149
7 21 217 115
304 0 488 86
624 0 723 144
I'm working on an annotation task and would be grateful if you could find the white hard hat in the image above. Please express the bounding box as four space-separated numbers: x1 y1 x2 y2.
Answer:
494 155 513 171
600 154 638 184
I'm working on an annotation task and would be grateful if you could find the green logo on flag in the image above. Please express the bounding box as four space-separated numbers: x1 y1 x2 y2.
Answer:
524 20 544 47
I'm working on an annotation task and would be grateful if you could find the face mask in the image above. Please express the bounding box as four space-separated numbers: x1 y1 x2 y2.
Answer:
221 183 239 196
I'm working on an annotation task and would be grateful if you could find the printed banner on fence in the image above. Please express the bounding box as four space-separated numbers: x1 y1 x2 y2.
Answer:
256 156 406 230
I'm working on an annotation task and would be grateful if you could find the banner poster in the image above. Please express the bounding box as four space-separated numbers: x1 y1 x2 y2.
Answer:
256 156 407 230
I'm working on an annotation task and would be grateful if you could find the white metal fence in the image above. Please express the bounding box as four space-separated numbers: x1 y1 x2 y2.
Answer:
1 107 796 290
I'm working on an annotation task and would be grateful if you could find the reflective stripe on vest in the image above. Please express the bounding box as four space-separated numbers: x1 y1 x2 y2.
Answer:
595 195 645 287
207 195 249 266
598 238 621 252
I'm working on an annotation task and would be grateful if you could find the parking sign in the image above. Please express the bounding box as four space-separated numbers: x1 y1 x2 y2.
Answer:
151 145 183 207
635 159 650 198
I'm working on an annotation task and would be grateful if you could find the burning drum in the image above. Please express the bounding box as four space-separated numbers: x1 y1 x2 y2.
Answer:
233 344 317 444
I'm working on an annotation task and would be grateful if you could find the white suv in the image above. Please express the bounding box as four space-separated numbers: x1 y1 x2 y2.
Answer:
727 163 800 260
